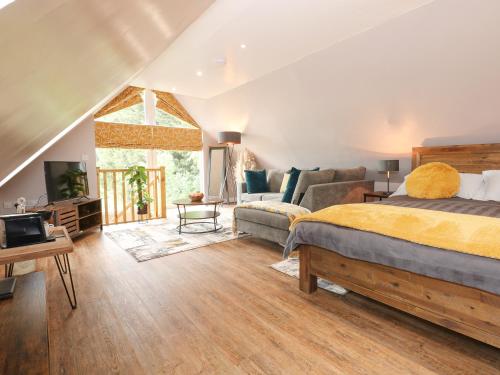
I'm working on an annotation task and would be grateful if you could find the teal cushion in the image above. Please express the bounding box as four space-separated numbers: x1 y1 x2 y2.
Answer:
282 167 319 203
245 170 269 194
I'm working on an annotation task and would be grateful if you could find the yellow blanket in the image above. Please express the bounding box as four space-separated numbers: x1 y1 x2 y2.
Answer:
290 203 500 260
233 201 310 234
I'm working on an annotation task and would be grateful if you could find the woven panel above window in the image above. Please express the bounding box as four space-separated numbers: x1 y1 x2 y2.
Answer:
94 86 144 119
95 122 202 151
153 90 200 129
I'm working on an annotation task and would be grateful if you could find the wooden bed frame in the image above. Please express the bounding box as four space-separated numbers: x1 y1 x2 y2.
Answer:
299 143 500 348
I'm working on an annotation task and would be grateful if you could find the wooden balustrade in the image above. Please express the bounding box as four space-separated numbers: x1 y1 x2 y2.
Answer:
97 167 166 225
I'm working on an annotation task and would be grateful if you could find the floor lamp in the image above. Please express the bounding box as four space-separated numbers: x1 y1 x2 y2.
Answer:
217 131 241 203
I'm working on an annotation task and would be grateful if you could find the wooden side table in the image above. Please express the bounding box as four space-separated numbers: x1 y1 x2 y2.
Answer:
363 191 392 202
0 227 77 309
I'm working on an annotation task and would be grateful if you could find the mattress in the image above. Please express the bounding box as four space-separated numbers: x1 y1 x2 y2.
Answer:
284 196 500 294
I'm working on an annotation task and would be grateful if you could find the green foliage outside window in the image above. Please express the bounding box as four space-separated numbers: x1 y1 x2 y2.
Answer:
96 148 147 168
96 148 200 203
155 108 195 129
157 151 200 202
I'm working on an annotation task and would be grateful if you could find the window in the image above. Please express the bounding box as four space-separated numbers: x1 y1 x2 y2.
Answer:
155 108 196 129
95 88 202 204
157 150 201 202
96 148 147 168
96 148 201 203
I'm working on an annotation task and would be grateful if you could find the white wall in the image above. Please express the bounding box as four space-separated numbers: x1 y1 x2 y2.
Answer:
178 0 500 191
0 116 97 214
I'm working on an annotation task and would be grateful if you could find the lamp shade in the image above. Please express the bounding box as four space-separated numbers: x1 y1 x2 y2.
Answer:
378 159 399 172
217 131 241 145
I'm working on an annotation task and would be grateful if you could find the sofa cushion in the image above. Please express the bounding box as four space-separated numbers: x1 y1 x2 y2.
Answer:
240 192 283 203
267 169 285 193
333 166 366 182
291 169 336 205
240 193 263 202
282 167 319 203
245 170 268 193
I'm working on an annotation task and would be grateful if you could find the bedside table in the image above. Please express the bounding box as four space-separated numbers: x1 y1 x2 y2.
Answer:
363 191 392 202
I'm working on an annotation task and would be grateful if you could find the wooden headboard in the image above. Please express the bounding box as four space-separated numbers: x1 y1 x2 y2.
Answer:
412 143 500 173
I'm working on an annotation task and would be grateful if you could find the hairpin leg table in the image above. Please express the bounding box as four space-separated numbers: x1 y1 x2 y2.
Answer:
0 227 77 309
173 199 224 234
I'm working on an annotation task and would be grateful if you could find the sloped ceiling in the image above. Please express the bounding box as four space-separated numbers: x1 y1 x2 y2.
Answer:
133 0 435 99
0 0 213 186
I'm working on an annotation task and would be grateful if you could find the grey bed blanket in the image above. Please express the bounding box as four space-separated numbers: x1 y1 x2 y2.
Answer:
284 197 500 295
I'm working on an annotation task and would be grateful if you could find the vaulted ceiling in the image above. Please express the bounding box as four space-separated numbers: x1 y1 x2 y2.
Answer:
0 0 438 186
133 0 435 99
0 0 213 186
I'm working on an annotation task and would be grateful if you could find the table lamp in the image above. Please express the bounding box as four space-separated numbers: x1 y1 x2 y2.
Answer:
378 159 399 194
217 131 241 203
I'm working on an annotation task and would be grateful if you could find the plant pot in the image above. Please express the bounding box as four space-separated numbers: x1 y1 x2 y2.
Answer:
137 204 148 215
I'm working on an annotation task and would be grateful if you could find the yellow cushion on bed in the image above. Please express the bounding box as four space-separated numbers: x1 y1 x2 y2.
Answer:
406 162 460 199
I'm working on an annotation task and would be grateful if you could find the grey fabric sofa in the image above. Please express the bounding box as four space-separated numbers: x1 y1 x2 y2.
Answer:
237 167 373 211
235 208 291 245
234 167 374 245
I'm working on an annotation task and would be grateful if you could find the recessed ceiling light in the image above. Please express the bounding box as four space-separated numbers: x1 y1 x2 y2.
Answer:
171 87 176 92
0 0 15 10
240 44 247 49
196 71 203 77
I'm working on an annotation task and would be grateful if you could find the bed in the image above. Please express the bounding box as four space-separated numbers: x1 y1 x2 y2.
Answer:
287 143 500 348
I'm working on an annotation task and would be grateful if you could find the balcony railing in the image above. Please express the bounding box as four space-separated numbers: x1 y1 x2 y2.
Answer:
97 167 166 225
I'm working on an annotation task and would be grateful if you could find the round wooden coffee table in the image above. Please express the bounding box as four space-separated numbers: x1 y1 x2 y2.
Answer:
173 199 224 234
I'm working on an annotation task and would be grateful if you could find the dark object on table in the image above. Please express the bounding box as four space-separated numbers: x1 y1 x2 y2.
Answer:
0 213 47 248
364 191 392 202
174 199 224 234
378 159 399 193
0 277 16 299
36 210 53 222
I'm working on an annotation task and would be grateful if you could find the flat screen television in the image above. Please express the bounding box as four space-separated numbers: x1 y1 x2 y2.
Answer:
44 161 89 203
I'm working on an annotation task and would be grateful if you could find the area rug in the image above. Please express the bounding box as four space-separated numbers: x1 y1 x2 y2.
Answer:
106 215 248 262
271 258 349 295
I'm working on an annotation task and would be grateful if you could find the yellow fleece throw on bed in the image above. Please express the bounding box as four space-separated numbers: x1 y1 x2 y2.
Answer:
290 203 500 260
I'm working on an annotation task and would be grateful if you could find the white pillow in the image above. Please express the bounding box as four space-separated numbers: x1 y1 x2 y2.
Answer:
457 173 484 199
390 175 408 197
472 181 487 201
482 170 500 202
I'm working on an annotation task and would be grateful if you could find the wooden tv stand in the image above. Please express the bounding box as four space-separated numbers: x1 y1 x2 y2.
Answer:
47 198 102 238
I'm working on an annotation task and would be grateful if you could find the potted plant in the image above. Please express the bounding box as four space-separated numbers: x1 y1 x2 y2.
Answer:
125 166 153 215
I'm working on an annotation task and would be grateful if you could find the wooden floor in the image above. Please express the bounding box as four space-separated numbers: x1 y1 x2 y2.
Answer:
40 229 500 374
